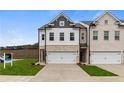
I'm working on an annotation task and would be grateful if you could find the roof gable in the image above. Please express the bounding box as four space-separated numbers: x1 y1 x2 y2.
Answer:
80 21 93 26
93 11 120 23
38 13 85 30
49 12 74 24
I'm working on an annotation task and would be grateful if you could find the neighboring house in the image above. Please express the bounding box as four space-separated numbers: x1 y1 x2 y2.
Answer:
38 11 124 64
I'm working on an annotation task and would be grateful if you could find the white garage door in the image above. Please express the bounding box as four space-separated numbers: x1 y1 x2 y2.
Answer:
47 52 77 64
90 52 121 64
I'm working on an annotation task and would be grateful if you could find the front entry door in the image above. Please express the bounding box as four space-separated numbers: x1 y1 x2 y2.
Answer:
80 49 86 62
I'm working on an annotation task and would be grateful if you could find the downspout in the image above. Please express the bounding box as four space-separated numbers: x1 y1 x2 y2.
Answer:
86 27 88 64
45 27 47 64
79 28 81 63
89 24 91 64
38 29 40 63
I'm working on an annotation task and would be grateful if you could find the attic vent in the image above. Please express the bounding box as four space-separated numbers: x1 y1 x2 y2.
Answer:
59 21 65 26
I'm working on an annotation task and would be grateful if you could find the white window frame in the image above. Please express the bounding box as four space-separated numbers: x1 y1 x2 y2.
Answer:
49 32 54 41
60 32 64 41
59 21 65 27
70 32 75 41
93 31 98 40
115 31 120 40
104 31 109 40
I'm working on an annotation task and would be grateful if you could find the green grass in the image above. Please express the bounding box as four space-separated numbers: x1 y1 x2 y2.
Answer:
0 59 45 76
78 64 118 76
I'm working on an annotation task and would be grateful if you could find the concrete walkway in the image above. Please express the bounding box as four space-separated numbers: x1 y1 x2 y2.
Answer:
30 64 90 82
0 76 33 82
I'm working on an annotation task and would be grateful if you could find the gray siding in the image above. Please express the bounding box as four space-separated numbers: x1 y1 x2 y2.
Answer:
51 16 73 28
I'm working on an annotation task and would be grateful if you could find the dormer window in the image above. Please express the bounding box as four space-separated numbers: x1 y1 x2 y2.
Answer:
105 20 108 25
59 21 65 26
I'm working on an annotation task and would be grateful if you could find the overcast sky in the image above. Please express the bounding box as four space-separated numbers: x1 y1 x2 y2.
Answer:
0 10 124 47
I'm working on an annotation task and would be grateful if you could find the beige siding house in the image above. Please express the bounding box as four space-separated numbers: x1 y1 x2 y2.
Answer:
38 11 124 64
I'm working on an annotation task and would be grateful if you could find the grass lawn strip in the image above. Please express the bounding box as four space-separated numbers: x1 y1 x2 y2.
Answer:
78 64 118 76
0 59 44 76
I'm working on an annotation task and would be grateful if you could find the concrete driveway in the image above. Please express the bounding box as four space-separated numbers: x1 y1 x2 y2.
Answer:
96 64 124 77
30 64 124 82
1 64 124 82
30 64 90 82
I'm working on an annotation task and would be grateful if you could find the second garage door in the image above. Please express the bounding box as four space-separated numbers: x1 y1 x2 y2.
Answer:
47 52 77 64
90 52 122 64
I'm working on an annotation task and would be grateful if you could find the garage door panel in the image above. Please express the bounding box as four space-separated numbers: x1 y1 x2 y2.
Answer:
91 52 121 64
47 52 77 64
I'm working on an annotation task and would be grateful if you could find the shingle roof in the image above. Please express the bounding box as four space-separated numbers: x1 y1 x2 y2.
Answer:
38 24 48 30
75 23 86 28
38 23 85 30
39 19 124 30
81 20 124 26
120 20 124 22
81 21 93 25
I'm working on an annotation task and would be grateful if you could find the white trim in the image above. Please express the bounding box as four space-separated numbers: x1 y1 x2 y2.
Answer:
48 23 54 26
120 23 124 25
59 21 65 26
49 12 74 24
79 22 89 28
69 23 75 26
93 11 121 24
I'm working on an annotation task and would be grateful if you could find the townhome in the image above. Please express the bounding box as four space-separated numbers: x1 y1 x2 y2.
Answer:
38 11 124 64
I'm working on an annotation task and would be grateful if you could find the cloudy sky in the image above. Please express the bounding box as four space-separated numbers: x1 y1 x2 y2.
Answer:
0 10 124 47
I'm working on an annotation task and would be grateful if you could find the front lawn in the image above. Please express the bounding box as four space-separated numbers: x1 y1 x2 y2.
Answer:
0 59 44 76
78 64 118 76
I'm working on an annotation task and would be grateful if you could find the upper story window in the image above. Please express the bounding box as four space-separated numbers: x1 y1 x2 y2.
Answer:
60 32 64 41
49 32 54 41
81 33 84 40
105 20 108 25
59 21 65 27
104 31 109 40
70 32 74 41
93 31 98 40
115 31 120 40
42 34 45 40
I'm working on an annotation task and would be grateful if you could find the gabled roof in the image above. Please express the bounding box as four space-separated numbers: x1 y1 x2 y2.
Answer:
80 21 93 25
80 19 124 27
38 11 124 30
80 11 124 26
38 12 85 30
120 20 124 23
38 24 49 30
75 23 86 28
49 12 74 23
38 12 75 30
38 23 85 30
93 11 121 23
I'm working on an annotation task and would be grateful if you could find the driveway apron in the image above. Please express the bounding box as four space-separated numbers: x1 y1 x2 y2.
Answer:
30 64 90 82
